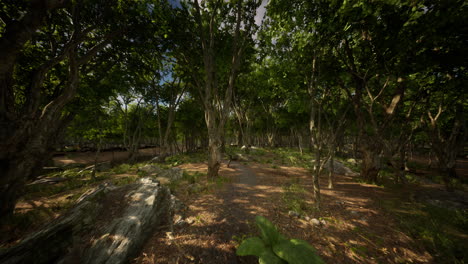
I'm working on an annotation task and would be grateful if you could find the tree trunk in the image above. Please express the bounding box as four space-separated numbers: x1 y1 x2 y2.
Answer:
206 107 222 179
0 171 26 217
313 147 321 209
91 138 103 180
328 152 335 189
360 148 380 183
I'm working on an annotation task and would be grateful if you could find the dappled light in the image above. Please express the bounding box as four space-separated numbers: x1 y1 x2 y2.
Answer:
1 0 466 263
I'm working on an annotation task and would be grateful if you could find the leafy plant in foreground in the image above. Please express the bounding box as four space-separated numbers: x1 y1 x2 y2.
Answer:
236 216 325 264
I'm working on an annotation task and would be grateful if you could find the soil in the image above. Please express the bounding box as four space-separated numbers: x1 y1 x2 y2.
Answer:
9 151 467 263
52 148 160 166
132 161 437 264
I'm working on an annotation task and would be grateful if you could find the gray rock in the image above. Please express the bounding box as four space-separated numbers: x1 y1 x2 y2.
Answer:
311 218 321 226
150 155 167 163
158 167 183 181
325 160 358 176
138 164 162 175
288 211 300 218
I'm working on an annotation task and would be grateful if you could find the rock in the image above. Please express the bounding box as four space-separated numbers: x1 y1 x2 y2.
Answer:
311 218 321 226
241 145 251 153
346 158 358 164
155 177 171 185
186 218 195 225
138 164 162 175
158 167 183 181
320 219 327 226
288 210 300 218
150 155 167 163
325 160 358 176
302 216 311 221
235 153 249 161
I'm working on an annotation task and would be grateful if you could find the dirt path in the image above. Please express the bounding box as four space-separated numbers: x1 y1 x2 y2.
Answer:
134 162 274 264
134 161 436 264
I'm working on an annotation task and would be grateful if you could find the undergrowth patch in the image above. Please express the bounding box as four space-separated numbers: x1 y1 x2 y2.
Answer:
379 198 467 263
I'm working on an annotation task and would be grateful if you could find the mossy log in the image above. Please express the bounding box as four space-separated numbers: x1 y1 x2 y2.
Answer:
0 178 174 264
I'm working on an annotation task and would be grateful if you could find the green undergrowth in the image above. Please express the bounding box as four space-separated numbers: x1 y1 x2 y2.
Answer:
379 198 468 263
228 146 316 168
236 215 324 264
282 179 310 215
165 151 207 165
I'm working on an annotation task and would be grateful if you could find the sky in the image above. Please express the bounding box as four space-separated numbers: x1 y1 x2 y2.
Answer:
255 0 268 26
168 0 268 26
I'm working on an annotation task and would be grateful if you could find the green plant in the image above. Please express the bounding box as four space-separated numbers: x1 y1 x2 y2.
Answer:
236 216 324 264
282 182 308 214
112 163 132 174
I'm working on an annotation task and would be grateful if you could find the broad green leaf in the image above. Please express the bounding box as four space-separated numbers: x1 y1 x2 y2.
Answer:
255 216 285 246
259 249 286 264
236 237 267 257
273 239 325 264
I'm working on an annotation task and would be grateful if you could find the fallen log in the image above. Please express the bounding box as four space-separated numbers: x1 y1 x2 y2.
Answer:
27 177 68 185
0 178 176 264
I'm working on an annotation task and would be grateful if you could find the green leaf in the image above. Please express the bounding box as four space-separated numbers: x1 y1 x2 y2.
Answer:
273 239 325 264
255 216 285 246
259 249 286 264
236 237 267 257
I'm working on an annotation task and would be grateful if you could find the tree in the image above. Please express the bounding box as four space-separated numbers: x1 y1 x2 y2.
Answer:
0 0 165 217
174 0 260 178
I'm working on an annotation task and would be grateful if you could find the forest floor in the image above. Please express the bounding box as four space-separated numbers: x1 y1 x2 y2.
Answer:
132 161 433 264
2 148 467 263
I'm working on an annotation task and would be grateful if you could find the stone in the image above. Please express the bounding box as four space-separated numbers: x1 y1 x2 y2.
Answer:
346 158 358 164
155 177 171 185
311 218 321 226
320 219 327 226
288 210 300 218
325 160 358 176
138 164 162 175
158 167 183 181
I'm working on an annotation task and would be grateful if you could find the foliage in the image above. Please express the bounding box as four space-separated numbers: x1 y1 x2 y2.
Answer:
236 216 324 264
282 181 308 214
379 198 468 263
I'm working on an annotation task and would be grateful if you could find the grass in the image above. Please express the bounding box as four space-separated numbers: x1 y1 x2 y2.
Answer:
230 146 316 168
165 151 207 165
379 198 468 263
282 179 309 214
111 163 132 174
